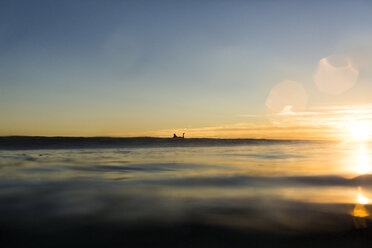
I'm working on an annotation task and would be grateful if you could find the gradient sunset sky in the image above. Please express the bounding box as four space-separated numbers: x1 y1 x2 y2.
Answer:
1 0 372 139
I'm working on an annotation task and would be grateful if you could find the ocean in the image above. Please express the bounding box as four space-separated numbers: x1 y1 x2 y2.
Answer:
0 137 372 247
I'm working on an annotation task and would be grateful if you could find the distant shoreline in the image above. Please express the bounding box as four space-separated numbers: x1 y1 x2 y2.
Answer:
0 136 325 150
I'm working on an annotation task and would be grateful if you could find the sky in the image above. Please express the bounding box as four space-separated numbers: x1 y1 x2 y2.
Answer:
1 0 372 139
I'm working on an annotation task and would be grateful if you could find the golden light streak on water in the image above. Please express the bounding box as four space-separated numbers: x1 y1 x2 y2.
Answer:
352 187 369 228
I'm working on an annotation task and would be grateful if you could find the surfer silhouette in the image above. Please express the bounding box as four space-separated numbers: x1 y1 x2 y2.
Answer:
173 133 185 139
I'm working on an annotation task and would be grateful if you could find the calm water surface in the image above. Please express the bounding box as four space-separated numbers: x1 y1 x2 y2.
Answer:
1 141 372 247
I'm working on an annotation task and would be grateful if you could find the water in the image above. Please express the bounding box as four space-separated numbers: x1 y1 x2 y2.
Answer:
1 140 372 247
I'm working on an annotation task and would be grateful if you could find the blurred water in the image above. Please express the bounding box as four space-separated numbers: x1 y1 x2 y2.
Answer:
1 141 372 247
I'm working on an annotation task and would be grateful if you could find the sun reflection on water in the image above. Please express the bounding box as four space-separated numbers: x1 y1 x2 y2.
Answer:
357 187 369 205
350 144 371 228
352 187 370 228
353 204 369 218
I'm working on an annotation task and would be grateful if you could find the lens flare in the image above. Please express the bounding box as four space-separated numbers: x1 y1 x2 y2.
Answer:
265 80 308 113
313 54 359 95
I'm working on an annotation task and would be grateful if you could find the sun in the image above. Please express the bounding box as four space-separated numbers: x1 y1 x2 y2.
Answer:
349 121 371 141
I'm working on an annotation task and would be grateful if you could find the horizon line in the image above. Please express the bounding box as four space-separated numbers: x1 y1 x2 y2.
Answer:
0 135 331 142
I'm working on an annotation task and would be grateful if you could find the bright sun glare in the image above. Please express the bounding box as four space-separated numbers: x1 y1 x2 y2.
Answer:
349 121 371 141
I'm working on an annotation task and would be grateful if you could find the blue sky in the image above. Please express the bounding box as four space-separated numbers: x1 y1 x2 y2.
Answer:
1 0 372 137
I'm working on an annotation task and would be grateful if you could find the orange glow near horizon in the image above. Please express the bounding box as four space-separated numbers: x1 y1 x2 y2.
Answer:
139 105 372 140
2 105 372 141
